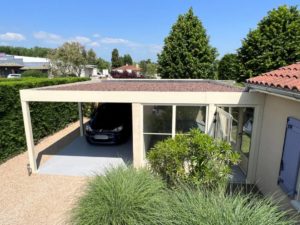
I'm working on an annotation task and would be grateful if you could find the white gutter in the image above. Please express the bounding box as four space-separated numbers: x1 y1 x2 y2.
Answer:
246 84 300 103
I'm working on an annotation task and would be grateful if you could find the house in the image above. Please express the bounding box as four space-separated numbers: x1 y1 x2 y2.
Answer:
80 65 98 78
16 55 50 73
0 54 50 77
246 62 300 209
112 64 142 77
0 53 24 77
19 62 300 210
112 64 141 74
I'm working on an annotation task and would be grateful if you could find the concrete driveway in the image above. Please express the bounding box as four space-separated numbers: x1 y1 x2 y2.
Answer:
38 136 133 176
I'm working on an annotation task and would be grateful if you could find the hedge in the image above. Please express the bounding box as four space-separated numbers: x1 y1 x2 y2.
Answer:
0 77 89 163
21 70 48 78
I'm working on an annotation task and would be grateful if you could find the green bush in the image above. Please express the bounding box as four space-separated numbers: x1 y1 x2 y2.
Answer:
147 129 240 187
0 77 89 163
21 70 48 78
70 167 170 225
71 167 296 225
169 186 296 225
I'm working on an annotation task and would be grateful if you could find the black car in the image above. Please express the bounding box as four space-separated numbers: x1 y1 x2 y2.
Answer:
85 103 132 144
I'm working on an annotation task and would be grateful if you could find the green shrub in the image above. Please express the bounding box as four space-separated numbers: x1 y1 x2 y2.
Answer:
70 167 170 225
21 70 48 78
147 129 240 187
0 77 89 163
168 186 296 225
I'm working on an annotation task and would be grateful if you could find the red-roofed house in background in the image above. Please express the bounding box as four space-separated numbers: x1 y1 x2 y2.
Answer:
111 64 142 78
246 62 300 210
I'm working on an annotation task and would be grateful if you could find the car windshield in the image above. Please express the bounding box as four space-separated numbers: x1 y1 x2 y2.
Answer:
91 104 131 130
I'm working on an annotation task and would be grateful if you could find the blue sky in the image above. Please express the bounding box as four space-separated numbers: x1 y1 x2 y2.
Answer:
0 0 299 62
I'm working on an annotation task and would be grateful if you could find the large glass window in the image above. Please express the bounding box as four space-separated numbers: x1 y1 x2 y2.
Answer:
176 106 206 133
143 105 172 153
143 105 207 153
144 134 171 153
143 105 172 134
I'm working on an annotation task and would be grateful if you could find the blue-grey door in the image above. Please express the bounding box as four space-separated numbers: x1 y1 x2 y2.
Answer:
278 117 300 197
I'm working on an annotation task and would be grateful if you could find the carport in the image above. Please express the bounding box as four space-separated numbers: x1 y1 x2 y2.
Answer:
20 79 265 181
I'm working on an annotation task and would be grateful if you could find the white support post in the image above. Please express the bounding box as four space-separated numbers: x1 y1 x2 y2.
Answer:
172 105 176 138
21 101 37 173
206 104 217 136
132 103 144 168
78 102 84 136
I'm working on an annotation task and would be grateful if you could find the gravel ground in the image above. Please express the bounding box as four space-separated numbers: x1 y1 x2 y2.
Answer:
0 122 88 225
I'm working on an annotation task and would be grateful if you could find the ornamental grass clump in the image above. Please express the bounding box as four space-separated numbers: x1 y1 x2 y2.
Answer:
70 166 170 225
168 186 296 225
71 167 296 225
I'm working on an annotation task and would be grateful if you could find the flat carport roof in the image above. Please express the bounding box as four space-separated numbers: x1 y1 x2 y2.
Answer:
19 79 265 175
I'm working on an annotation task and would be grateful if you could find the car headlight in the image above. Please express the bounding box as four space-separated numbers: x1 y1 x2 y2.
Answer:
86 124 93 132
112 125 123 132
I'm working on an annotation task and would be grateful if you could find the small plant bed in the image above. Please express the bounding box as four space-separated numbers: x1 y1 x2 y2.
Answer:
71 167 296 225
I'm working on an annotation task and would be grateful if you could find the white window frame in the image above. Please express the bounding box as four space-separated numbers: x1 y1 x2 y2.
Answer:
142 104 208 153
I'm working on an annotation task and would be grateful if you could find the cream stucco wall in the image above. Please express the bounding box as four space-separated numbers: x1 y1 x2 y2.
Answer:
256 94 300 203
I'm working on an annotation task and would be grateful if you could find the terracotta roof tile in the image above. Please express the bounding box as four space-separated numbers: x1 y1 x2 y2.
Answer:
246 62 300 91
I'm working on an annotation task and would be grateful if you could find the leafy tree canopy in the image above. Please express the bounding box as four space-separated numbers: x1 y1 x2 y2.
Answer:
123 54 133 65
139 59 157 78
0 46 51 57
139 59 152 73
96 57 110 70
158 8 217 79
238 5 300 78
111 48 123 68
111 49 134 68
85 49 97 65
218 54 243 81
48 42 87 76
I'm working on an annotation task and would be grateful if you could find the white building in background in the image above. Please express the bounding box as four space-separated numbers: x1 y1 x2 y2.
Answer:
0 54 51 77
14 55 50 63
80 65 98 78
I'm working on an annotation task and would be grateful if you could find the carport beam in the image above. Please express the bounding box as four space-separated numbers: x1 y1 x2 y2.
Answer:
78 102 84 136
21 101 37 173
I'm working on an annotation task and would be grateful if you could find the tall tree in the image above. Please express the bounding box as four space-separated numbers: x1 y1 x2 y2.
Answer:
48 42 87 76
111 48 122 68
218 54 243 81
145 63 157 78
139 59 157 78
86 49 97 65
157 8 217 79
139 59 152 74
123 54 133 65
238 5 300 79
96 57 110 70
